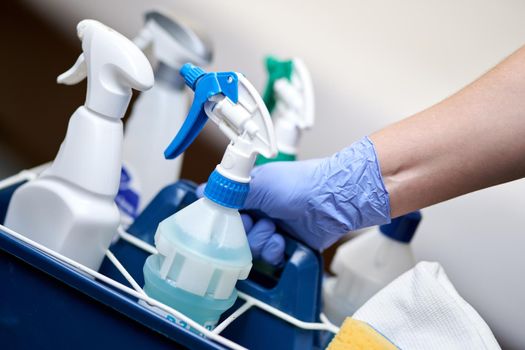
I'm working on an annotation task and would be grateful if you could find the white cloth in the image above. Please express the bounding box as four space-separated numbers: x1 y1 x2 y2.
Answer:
353 261 501 350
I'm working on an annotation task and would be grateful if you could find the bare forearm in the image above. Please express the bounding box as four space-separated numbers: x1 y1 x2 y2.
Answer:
370 45 525 218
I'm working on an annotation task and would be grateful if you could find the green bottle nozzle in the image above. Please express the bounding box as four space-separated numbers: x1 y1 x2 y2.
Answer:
256 150 296 165
257 56 296 166
258 55 314 165
262 56 294 113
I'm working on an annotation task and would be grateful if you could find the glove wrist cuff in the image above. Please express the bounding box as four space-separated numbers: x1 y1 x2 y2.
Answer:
314 136 391 242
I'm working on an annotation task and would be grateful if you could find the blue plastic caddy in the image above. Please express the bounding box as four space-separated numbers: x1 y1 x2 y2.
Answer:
0 178 331 349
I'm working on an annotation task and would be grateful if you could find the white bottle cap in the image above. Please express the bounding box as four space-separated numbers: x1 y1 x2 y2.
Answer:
57 20 154 119
134 11 212 71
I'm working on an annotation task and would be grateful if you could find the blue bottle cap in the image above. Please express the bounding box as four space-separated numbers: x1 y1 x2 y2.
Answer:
379 211 422 243
204 170 249 209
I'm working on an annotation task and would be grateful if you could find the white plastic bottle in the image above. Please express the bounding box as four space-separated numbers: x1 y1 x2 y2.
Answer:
4 20 154 270
116 11 212 225
142 64 277 330
323 211 422 326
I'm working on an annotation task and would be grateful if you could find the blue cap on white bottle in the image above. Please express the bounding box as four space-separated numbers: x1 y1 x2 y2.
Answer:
204 170 250 209
380 211 422 243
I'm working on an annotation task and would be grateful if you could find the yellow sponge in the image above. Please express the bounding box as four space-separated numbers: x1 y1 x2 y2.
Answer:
327 318 399 350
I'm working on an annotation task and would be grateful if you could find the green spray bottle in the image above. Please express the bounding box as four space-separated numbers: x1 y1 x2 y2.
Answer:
256 56 315 164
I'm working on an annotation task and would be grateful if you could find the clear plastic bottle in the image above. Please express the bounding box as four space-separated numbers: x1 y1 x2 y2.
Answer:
142 64 277 330
323 211 422 325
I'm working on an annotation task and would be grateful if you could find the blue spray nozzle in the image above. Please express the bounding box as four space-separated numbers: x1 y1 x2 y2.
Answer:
163 64 239 160
180 63 206 90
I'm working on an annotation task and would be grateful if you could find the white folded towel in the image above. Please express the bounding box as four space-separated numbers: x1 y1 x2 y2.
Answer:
353 261 501 350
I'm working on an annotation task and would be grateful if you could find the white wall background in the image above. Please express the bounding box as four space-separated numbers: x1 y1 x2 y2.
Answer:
23 0 525 348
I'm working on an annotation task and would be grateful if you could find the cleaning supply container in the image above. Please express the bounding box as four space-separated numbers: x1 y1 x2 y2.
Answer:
0 22 336 349
0 169 336 349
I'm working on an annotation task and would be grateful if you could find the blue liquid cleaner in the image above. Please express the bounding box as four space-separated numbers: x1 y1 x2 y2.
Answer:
143 195 252 330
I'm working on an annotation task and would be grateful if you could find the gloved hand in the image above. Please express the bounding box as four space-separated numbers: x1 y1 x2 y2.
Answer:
243 136 391 264
241 214 285 266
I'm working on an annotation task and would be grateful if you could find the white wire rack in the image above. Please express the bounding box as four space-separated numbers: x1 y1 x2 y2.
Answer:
0 168 339 350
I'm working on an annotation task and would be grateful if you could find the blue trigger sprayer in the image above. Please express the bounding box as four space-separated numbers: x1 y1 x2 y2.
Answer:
142 64 277 330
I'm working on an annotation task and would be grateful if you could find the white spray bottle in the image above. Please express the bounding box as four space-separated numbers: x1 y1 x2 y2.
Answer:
4 20 154 270
323 211 422 325
117 11 212 224
142 64 277 330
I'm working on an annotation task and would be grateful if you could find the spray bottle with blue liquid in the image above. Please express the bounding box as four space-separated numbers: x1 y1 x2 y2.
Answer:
142 64 277 330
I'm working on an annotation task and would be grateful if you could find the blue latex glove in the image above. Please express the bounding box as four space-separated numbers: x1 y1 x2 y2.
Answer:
243 136 391 264
241 214 285 265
